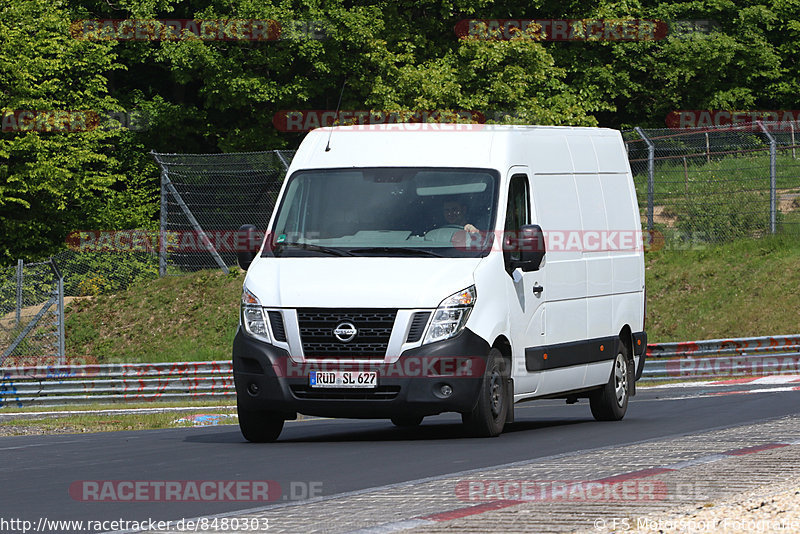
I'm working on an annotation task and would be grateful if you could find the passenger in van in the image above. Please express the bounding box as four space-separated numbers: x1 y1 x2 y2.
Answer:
442 199 480 234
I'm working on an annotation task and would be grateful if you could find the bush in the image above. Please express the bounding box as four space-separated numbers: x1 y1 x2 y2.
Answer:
54 249 159 296
669 190 771 243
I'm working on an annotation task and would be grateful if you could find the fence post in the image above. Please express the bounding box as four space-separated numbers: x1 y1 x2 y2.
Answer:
635 127 655 232
791 122 796 159
758 121 777 234
159 166 168 277
49 258 65 365
275 150 291 171
57 276 65 365
705 132 711 163
15 259 23 326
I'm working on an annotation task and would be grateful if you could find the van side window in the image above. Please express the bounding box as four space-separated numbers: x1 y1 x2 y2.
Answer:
504 174 530 264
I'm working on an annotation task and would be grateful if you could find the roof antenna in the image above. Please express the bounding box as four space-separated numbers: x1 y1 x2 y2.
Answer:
325 78 346 152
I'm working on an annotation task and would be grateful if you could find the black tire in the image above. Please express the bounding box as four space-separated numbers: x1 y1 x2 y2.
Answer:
391 415 424 427
589 342 630 421
237 404 284 442
462 348 508 437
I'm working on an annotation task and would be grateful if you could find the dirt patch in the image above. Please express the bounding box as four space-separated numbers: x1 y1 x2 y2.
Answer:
1 296 92 330
641 205 679 227
778 188 800 212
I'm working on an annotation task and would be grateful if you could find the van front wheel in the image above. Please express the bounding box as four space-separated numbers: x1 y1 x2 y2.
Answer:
238 404 284 442
462 348 508 437
589 345 629 421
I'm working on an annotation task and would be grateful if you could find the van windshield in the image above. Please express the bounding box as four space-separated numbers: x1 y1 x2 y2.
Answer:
266 167 499 258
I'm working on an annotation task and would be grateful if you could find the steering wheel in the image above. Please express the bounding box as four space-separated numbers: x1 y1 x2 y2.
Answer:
425 225 462 241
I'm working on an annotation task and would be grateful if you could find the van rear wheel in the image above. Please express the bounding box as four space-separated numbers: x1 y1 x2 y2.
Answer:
238 404 284 442
589 344 629 421
391 415 424 427
462 348 508 437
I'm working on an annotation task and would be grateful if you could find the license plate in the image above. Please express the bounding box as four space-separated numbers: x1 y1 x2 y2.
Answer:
310 371 377 388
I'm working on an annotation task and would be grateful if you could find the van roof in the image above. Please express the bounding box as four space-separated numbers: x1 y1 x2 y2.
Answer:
289 124 628 174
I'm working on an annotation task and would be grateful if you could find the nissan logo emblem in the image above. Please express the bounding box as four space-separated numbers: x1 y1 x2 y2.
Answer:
333 322 357 343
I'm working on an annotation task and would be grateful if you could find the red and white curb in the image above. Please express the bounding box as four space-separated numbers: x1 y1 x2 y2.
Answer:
345 440 800 534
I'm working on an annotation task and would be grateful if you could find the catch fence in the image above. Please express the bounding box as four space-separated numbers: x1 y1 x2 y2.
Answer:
0 259 64 366
152 150 294 275
624 121 800 246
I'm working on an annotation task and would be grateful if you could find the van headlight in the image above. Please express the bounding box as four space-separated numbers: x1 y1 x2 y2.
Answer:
241 288 270 342
423 286 476 344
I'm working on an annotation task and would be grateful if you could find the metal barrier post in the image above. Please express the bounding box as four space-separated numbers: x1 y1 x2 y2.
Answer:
758 121 777 234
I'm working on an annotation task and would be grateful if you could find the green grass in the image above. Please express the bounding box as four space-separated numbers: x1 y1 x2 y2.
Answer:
0 409 237 435
0 399 234 413
45 234 800 364
645 233 800 341
633 151 800 199
64 268 244 364
632 151 800 243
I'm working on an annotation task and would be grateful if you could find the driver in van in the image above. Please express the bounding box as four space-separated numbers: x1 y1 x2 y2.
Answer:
442 199 480 234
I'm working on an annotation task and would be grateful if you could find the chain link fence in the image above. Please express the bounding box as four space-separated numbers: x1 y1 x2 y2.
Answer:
624 121 800 247
3 126 800 366
152 150 294 274
0 259 64 366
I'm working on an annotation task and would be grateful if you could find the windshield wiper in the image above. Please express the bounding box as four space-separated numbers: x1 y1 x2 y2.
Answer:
347 247 444 257
274 242 353 257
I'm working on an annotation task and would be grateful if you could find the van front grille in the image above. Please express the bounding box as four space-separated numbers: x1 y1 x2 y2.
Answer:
297 308 396 359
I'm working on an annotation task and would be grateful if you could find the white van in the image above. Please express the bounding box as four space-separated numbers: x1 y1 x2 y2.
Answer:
234 124 647 442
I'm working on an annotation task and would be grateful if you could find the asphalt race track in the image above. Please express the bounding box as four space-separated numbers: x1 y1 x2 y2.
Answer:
1 382 799 531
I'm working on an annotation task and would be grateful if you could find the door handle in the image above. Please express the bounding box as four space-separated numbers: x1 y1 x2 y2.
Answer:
532 284 544 294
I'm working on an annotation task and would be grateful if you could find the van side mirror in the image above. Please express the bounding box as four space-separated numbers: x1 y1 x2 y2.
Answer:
514 224 546 272
236 224 259 271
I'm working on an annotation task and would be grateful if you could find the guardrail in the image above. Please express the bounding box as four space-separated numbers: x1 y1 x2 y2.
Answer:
643 334 800 382
0 361 234 408
1 334 799 408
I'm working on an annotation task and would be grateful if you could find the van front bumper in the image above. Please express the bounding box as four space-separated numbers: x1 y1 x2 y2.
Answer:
232 327 490 419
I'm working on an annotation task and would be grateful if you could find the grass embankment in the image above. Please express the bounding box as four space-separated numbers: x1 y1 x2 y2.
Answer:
65 269 243 363
645 234 800 341
57 234 800 365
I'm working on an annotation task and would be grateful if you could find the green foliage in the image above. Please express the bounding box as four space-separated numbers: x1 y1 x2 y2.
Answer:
55 250 159 296
3 0 800 261
0 0 156 263
671 190 771 242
